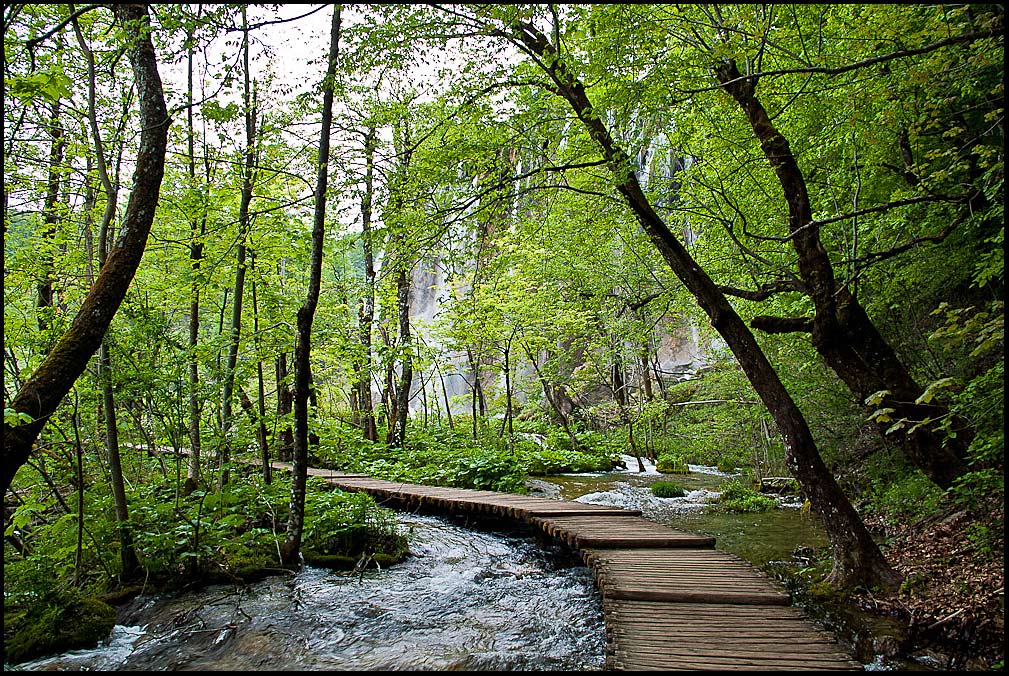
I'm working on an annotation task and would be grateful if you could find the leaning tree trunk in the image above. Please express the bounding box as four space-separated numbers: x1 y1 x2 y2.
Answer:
281 4 341 566
507 21 899 590
3 3 169 497
714 59 969 489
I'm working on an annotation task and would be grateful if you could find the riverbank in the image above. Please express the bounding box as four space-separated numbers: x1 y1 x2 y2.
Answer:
852 501 1004 670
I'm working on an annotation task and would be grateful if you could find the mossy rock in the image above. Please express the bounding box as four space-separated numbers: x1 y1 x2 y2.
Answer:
4 594 116 664
303 548 408 570
302 550 358 569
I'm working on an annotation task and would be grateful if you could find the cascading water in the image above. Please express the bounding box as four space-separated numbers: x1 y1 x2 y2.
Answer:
10 514 606 672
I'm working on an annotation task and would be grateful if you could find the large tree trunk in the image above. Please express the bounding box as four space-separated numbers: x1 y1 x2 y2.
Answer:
508 21 899 590
714 60 969 489
281 5 341 565
3 4 169 497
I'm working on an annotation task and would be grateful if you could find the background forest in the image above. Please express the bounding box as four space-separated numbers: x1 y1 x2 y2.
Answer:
3 3 1004 669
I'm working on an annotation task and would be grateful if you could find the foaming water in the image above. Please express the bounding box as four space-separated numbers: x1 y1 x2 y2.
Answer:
15 514 605 671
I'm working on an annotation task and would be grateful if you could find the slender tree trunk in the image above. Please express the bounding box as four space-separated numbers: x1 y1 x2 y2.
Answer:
219 8 257 487
466 346 487 418
388 263 413 448
714 60 969 489
612 354 644 472
523 342 579 450
354 126 378 442
640 341 654 401
509 22 898 589
281 4 341 565
72 403 85 585
276 352 294 460
99 343 138 576
251 263 271 483
435 358 455 430
185 9 206 494
72 11 141 575
497 338 514 441
37 100 63 340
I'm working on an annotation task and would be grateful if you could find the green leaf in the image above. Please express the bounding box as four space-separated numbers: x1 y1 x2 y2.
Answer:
6 71 72 103
915 377 955 405
864 390 891 407
867 407 895 423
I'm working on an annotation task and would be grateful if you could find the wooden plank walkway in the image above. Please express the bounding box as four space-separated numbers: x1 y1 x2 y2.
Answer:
292 466 861 671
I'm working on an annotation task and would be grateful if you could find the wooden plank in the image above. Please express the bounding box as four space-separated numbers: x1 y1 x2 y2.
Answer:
603 599 861 671
532 515 716 549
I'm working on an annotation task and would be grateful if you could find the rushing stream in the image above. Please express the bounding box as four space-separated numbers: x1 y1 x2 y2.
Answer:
13 512 606 671
14 456 921 671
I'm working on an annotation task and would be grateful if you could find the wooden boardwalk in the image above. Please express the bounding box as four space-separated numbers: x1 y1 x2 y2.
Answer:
298 466 861 671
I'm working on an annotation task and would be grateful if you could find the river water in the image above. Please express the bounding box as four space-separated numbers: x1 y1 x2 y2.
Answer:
13 456 918 671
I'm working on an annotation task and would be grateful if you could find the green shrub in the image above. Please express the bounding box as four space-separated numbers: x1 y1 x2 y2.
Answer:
656 453 691 474
717 478 777 512
865 470 946 525
650 481 686 498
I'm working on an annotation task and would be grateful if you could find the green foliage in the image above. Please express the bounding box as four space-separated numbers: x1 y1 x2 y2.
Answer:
655 455 690 474
315 419 620 492
864 470 946 526
717 478 777 513
302 478 408 566
650 481 686 498
4 407 33 426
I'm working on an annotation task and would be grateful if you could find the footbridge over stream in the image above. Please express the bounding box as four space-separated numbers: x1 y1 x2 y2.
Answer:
290 463 861 671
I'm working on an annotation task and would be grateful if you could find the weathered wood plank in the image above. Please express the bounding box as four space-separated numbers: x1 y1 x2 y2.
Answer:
532 515 717 549
603 599 861 670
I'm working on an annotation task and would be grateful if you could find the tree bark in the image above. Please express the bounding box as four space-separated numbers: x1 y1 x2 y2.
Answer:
275 352 294 460
219 7 257 487
354 126 379 442
37 99 64 340
388 262 414 448
714 59 969 489
184 9 206 494
3 3 169 497
281 4 341 565
508 21 899 590
251 268 271 484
